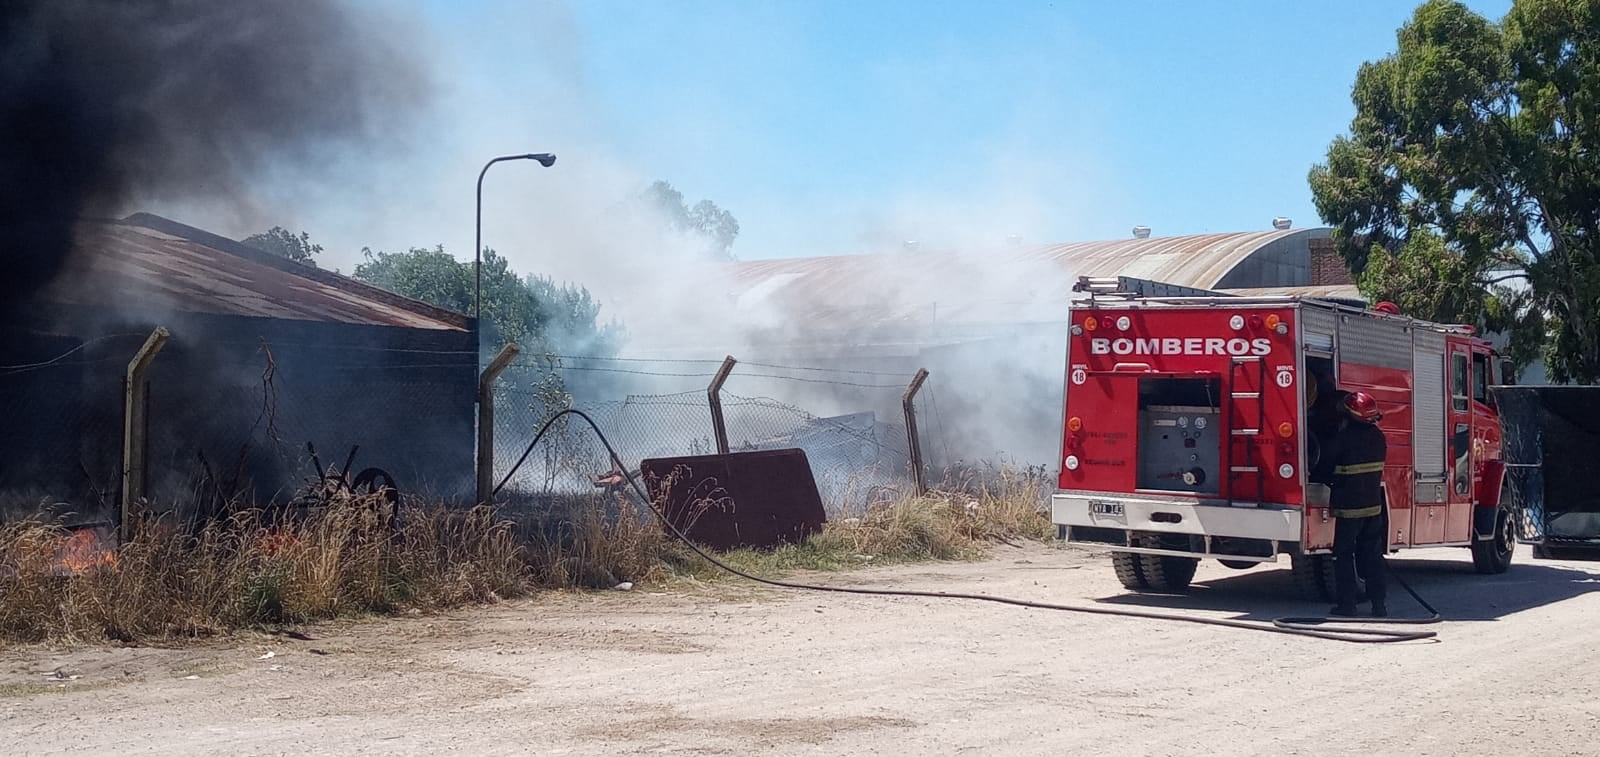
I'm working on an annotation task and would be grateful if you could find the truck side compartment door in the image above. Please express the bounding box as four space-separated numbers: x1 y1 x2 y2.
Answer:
1427 344 1473 544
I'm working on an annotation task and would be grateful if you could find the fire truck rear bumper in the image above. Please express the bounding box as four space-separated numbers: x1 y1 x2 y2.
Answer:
1052 492 1302 563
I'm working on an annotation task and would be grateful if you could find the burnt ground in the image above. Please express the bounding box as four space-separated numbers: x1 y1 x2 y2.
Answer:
3 543 1599 756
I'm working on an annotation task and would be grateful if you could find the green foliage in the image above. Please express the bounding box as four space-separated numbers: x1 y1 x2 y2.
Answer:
351 244 470 311
642 180 741 259
1310 0 1600 382
243 226 322 266
1355 231 1493 324
351 244 623 363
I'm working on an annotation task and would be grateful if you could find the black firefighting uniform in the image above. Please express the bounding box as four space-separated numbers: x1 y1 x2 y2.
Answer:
1325 417 1389 609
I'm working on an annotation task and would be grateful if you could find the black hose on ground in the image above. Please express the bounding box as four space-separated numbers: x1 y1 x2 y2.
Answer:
499 409 1441 644
1273 565 1441 635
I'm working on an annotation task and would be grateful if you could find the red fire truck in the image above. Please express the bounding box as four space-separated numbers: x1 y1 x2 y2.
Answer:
1052 276 1519 600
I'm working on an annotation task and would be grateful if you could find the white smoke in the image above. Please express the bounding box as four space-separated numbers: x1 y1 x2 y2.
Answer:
156 0 1132 472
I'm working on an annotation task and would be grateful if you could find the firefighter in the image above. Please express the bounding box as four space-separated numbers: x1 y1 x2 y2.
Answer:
1326 390 1389 617
1307 381 1345 484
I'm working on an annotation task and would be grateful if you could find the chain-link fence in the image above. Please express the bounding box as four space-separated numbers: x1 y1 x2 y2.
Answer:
489 355 936 517
0 333 137 527
138 333 478 522
5 331 973 530
0 324 478 530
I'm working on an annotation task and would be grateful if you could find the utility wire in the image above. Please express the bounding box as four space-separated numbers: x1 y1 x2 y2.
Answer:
0 333 147 372
544 354 907 378
505 363 906 388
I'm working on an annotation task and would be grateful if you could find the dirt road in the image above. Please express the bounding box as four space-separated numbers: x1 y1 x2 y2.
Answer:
4 543 1599 756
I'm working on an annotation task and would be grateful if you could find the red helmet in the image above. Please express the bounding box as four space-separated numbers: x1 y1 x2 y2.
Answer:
1342 391 1382 423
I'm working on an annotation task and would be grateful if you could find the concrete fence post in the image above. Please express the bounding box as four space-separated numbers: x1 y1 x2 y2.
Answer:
121 327 169 542
902 368 931 496
708 356 738 455
476 342 521 506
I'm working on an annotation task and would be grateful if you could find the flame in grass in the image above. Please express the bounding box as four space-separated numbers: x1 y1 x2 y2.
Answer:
51 528 118 576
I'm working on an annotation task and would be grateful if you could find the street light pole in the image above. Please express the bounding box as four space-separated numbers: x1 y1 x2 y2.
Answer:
475 152 556 324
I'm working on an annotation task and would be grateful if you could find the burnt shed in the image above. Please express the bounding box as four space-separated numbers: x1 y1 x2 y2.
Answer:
0 213 477 520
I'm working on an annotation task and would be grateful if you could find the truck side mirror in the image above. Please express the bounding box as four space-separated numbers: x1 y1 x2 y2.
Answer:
1499 358 1517 386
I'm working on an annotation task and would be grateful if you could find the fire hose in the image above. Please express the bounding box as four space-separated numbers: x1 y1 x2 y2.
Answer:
499 409 1442 644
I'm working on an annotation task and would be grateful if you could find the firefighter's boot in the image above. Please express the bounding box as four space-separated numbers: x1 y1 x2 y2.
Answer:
1328 604 1360 618
1370 602 1389 618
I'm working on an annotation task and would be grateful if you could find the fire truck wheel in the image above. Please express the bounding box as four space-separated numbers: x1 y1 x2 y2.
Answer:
1471 507 1515 574
1111 550 1198 594
1289 552 1354 602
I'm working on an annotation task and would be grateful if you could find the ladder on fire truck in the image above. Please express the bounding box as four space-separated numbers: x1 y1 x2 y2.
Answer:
1228 354 1268 507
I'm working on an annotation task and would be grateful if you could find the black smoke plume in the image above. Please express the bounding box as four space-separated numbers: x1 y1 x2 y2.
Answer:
0 0 427 311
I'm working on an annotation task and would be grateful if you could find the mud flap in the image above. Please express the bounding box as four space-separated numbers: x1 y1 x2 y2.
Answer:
1473 460 1506 540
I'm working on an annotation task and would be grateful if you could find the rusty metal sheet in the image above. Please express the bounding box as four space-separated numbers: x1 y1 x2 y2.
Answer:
37 215 469 332
640 448 827 551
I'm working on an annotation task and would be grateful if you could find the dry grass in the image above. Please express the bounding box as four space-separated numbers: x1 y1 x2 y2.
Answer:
676 463 1054 580
0 465 1053 643
0 496 527 643
519 493 680 589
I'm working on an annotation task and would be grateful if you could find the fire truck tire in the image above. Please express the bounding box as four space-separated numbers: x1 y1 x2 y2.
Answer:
1290 553 1341 602
1471 507 1514 574
1111 550 1198 594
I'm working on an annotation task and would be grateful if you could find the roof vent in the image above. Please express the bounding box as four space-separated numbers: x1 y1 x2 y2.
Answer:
1272 217 1292 230
1132 226 1151 239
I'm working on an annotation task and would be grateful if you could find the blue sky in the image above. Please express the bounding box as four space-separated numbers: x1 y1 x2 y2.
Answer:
282 0 1513 272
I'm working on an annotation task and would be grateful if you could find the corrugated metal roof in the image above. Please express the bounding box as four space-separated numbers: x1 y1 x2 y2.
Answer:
1020 228 1323 287
725 228 1334 331
40 214 470 332
1219 284 1365 300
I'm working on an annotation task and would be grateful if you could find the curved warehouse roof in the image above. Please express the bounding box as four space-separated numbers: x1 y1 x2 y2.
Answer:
724 226 1339 330
1019 227 1331 289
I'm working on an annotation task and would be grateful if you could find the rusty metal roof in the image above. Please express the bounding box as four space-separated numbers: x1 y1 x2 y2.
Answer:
40 214 470 332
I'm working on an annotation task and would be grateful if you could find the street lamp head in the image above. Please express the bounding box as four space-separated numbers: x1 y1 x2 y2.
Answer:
527 152 556 167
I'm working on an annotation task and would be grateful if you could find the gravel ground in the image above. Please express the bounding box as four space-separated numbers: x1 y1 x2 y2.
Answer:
3 543 1599 756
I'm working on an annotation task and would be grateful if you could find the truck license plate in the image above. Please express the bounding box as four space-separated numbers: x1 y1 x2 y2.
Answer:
1090 501 1125 517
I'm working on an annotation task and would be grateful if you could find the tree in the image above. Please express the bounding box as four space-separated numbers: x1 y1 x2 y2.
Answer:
244 226 322 266
351 244 622 365
1309 0 1600 382
641 180 740 259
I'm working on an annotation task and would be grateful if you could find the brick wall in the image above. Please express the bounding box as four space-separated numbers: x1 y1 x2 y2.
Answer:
1309 237 1354 286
